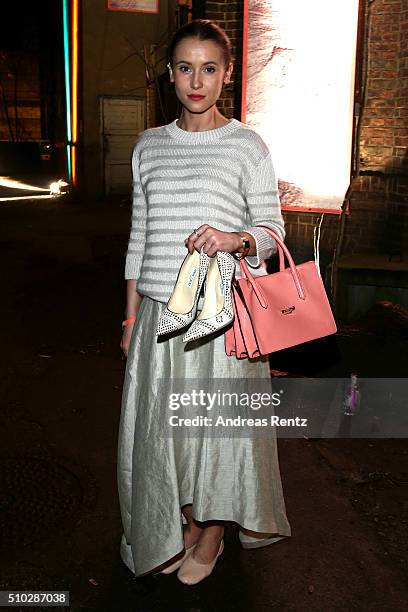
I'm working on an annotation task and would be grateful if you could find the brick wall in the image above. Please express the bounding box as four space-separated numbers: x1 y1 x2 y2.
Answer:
0 52 41 141
205 1 243 119
348 0 408 259
205 0 408 269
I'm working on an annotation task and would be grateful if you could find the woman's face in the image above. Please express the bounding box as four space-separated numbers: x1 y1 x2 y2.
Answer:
169 37 233 114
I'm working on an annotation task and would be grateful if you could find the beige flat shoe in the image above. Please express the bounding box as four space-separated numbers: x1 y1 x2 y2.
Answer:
160 544 196 575
177 539 224 585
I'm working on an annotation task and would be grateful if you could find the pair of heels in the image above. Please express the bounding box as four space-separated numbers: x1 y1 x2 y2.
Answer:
156 249 235 343
160 539 224 585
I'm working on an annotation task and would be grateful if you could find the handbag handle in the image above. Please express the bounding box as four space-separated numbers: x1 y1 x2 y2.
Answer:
238 225 306 304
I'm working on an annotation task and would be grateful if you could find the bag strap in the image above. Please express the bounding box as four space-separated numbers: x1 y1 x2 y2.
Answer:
239 225 306 301
231 282 261 357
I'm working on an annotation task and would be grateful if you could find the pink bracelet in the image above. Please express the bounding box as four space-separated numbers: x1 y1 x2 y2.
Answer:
122 316 137 328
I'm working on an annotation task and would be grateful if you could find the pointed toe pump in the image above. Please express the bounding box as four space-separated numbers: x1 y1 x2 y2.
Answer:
177 539 224 585
182 251 235 343
156 249 210 336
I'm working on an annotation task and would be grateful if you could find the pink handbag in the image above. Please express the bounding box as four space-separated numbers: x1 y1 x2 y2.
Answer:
225 225 337 358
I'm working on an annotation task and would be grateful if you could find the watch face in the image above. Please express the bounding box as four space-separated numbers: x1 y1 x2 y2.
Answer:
241 238 250 252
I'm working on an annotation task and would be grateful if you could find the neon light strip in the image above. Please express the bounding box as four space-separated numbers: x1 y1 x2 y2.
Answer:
62 0 72 183
71 0 78 185
281 205 342 215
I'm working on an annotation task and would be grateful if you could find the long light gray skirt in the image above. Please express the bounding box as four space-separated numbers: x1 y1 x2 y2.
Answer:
117 296 291 577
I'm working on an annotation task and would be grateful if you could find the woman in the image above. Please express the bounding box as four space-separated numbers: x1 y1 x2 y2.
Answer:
118 19 291 585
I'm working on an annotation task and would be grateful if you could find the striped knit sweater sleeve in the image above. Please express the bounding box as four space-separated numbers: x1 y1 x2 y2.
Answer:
243 150 284 268
124 118 285 304
124 138 147 281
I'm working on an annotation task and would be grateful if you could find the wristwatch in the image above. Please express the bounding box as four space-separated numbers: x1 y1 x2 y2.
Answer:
235 233 251 259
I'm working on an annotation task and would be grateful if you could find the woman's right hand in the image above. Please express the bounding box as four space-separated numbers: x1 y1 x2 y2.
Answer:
120 322 135 358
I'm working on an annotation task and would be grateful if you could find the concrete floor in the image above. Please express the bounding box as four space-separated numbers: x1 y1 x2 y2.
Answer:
0 197 407 611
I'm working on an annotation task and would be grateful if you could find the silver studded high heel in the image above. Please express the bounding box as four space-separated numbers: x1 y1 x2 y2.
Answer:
156 249 210 336
182 251 235 343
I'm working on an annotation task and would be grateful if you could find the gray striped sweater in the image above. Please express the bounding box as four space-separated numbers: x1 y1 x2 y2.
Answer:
125 117 285 304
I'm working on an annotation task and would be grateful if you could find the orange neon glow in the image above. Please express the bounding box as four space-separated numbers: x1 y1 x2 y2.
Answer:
71 0 79 185
71 146 76 185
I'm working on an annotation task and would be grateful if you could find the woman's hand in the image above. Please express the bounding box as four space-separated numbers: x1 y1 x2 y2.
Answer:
120 322 135 358
184 224 242 257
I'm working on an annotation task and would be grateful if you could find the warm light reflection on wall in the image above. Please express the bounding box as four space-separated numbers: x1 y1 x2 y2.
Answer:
243 0 359 211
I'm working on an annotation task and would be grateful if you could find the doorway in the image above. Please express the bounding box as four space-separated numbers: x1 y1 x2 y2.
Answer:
100 97 146 196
